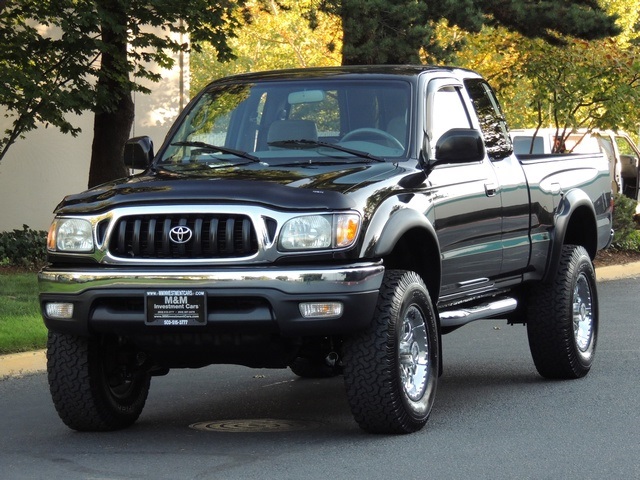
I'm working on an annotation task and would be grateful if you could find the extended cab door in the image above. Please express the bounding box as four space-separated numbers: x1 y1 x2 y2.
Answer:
463 78 531 277
614 133 640 201
424 78 503 299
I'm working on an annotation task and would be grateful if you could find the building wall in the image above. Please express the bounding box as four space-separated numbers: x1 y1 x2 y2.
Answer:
0 42 188 232
0 117 92 231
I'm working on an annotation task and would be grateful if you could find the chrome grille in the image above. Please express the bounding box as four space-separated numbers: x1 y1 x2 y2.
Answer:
108 214 258 259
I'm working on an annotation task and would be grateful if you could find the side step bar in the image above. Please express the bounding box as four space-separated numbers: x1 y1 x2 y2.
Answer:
439 297 518 329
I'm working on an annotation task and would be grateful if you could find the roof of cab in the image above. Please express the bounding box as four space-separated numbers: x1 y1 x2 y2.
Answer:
204 64 480 88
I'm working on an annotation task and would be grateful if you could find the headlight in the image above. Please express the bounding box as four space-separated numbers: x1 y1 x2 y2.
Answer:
279 213 360 251
48 218 94 252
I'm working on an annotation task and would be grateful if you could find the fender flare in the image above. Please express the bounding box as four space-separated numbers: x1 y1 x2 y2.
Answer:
362 206 442 298
543 188 598 283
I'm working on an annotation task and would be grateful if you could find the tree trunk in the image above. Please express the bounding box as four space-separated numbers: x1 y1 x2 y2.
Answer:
88 94 133 188
87 0 133 188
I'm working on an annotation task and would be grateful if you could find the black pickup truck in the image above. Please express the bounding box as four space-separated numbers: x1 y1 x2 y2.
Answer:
39 65 613 434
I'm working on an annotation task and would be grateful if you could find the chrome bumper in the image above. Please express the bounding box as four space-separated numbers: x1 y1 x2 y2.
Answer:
39 262 384 295
39 263 385 337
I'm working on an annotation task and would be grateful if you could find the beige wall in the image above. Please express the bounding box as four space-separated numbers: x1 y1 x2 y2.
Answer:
0 117 93 231
0 42 188 232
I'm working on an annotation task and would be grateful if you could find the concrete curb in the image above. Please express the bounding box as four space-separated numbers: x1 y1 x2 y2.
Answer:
2 262 640 380
0 349 46 379
595 261 640 282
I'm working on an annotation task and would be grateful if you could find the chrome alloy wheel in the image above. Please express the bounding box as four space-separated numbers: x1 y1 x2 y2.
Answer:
573 272 594 357
398 305 429 401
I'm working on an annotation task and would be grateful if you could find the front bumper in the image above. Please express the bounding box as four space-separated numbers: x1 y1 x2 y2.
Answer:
39 262 384 337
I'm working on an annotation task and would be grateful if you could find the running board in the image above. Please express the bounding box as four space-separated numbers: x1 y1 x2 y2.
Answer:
439 297 518 329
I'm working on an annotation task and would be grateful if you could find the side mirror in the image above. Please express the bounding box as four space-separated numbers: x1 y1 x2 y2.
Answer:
124 136 154 169
433 128 485 165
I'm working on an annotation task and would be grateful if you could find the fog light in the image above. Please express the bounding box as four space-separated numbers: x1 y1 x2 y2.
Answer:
299 302 343 319
46 302 74 319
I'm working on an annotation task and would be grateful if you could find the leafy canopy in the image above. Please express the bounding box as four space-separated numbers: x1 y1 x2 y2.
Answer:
318 0 620 64
448 0 640 141
0 0 241 163
191 0 342 93
0 0 627 185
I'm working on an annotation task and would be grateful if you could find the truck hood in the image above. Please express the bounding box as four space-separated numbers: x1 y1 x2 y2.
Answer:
54 161 405 214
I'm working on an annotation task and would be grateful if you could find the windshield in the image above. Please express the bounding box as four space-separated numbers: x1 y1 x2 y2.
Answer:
159 79 411 166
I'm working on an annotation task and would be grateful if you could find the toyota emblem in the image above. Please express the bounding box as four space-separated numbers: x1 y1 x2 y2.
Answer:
169 226 193 244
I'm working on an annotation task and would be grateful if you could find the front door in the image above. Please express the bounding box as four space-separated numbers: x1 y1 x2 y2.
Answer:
424 79 503 300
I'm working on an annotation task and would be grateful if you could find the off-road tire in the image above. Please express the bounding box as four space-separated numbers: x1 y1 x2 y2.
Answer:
343 270 439 434
47 332 151 431
526 245 598 379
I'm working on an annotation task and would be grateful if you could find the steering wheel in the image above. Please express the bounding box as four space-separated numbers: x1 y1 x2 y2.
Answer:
341 128 404 150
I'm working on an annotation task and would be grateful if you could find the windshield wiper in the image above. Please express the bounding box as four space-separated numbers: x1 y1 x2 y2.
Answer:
267 139 385 162
171 141 260 163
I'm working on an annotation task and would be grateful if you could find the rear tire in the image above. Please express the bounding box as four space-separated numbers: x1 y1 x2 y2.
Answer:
343 270 439 434
47 332 151 431
526 245 598 379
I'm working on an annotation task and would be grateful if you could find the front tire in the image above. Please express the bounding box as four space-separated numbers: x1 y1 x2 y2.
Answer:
47 332 151 431
526 245 598 379
343 270 439 434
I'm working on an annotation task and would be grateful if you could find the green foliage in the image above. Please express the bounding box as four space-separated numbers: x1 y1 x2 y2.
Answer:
477 0 620 44
320 0 619 65
190 0 341 93
0 225 47 270
330 0 433 65
0 0 95 160
449 1 640 136
0 0 243 166
0 0 629 187
0 273 46 355
520 38 640 135
612 193 640 249
615 229 640 251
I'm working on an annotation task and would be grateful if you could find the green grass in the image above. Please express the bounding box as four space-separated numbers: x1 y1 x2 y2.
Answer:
0 273 47 355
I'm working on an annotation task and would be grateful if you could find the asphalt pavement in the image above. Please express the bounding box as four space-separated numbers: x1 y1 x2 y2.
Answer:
2 261 640 379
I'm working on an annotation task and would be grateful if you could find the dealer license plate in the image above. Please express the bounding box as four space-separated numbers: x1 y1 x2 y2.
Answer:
146 289 207 326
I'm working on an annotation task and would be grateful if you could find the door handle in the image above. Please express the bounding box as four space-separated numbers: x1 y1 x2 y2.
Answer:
485 183 498 197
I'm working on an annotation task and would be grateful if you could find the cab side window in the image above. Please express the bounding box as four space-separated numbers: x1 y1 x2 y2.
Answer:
429 86 472 157
464 79 513 160
615 135 639 158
